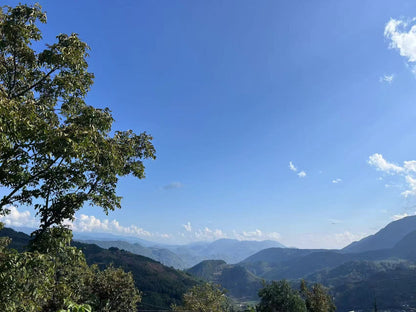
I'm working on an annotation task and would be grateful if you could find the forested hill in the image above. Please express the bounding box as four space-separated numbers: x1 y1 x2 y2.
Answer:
79 239 187 269
0 227 199 309
187 260 262 300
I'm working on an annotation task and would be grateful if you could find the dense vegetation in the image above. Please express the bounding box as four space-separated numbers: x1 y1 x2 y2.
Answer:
0 225 140 311
257 280 335 312
0 226 200 310
0 3 154 310
187 260 262 300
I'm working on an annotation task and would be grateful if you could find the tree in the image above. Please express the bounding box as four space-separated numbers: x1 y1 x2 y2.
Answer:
0 4 155 233
300 280 336 312
257 280 307 312
0 4 149 311
173 283 232 312
0 222 54 311
0 224 142 311
87 265 141 312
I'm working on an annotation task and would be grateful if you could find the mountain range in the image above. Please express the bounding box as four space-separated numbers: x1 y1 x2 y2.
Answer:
3 215 416 311
79 237 284 269
186 216 416 311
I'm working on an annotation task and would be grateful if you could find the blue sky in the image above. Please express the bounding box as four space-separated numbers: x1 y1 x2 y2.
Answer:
3 0 416 248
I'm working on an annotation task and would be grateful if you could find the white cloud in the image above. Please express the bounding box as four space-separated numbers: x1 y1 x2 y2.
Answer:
237 229 281 241
368 153 404 174
385 18 416 63
289 161 297 172
194 227 227 241
404 160 416 172
180 225 282 243
183 221 192 232
401 175 416 197
68 214 152 238
332 178 342 184
368 153 416 198
0 206 37 227
379 74 395 83
289 161 307 178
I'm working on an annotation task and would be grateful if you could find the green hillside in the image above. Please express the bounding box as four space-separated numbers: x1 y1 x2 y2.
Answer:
0 227 199 309
306 260 416 311
80 239 187 269
187 260 262 300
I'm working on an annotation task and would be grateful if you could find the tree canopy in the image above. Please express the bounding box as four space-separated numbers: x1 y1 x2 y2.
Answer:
257 280 307 312
173 283 232 312
0 4 155 232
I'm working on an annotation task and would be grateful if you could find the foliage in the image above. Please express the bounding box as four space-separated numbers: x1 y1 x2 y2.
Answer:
256 280 307 312
0 224 142 311
300 280 335 312
58 300 92 312
1 226 200 310
74 242 199 309
0 224 54 311
172 283 232 312
187 260 262 300
308 260 416 311
0 3 155 232
87 265 141 312
30 227 93 311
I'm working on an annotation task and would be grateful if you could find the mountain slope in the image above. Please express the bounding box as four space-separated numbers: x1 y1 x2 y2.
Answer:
241 229 416 281
342 215 416 253
79 239 186 269
0 227 199 309
306 260 416 312
187 260 262 300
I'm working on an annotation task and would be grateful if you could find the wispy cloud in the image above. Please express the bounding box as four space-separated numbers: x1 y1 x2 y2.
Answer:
289 161 297 172
368 153 416 197
234 229 281 241
332 178 342 184
163 182 183 190
384 18 416 73
379 74 395 83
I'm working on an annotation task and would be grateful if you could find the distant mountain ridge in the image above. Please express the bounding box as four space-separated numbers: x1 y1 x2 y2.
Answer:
240 227 416 281
77 237 285 269
164 238 285 267
342 215 416 253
